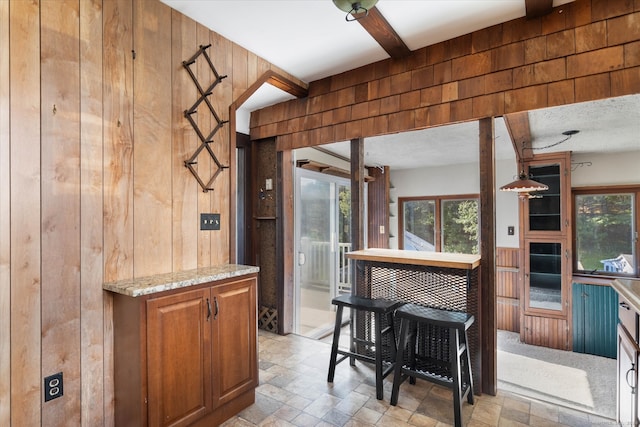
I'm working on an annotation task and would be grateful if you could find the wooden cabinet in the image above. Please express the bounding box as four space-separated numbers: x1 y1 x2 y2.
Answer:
113 274 258 427
211 278 258 408
618 294 640 426
520 152 571 349
147 288 213 426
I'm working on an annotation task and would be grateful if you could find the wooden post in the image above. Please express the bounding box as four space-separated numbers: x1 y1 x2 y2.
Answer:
479 117 497 395
350 138 365 252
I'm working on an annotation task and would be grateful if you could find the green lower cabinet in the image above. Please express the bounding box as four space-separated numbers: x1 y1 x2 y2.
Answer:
572 283 617 359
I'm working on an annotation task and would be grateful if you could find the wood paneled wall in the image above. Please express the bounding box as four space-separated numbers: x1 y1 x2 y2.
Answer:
366 166 390 249
0 0 303 425
251 0 640 149
496 247 521 333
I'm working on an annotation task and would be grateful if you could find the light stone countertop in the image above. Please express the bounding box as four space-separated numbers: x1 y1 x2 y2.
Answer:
611 278 640 311
103 264 259 297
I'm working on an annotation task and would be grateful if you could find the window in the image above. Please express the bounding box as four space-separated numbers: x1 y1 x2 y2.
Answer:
573 187 639 277
399 195 479 254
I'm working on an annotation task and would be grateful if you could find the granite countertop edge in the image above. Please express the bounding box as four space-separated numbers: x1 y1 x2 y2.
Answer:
611 278 640 312
103 264 260 297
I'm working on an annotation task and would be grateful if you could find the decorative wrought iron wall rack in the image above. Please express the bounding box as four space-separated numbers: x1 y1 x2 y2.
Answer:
183 44 229 192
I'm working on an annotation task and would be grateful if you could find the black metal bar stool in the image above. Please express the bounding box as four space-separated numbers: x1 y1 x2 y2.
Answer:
390 303 474 427
327 294 403 400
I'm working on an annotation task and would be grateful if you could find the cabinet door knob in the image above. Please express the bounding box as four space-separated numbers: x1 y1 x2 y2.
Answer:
620 301 631 310
206 298 212 321
214 297 219 320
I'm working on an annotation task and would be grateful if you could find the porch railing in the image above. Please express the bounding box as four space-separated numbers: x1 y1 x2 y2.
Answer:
300 239 352 295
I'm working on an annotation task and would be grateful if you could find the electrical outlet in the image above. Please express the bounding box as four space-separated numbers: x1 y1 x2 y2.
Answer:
44 372 63 402
508 226 515 236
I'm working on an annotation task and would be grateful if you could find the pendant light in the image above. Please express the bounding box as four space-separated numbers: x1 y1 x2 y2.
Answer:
500 146 548 199
499 170 549 199
333 0 379 21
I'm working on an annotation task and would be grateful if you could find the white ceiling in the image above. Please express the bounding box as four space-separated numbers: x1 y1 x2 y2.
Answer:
162 0 640 169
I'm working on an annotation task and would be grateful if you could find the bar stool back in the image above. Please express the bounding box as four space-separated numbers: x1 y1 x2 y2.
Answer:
327 294 403 400
390 303 475 427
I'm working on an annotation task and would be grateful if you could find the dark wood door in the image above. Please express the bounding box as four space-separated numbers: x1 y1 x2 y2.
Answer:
211 277 258 408
147 288 213 427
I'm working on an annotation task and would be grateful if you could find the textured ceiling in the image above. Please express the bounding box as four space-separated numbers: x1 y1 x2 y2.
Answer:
322 94 640 169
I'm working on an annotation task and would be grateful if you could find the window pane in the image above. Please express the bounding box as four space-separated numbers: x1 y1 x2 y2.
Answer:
442 199 479 254
403 200 435 251
575 193 635 274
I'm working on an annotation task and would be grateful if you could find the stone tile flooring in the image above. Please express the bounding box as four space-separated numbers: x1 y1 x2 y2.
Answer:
222 330 617 427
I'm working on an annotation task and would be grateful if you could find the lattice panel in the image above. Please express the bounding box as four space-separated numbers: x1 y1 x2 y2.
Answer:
258 306 278 332
182 44 229 192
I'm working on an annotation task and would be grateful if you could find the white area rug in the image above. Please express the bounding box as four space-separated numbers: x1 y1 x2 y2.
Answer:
497 330 615 419
498 350 595 408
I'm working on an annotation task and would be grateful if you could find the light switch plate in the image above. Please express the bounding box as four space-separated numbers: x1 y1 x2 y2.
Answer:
201 213 220 230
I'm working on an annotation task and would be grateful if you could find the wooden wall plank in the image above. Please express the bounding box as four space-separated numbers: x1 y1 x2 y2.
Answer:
196 23 213 267
9 0 42 424
103 0 134 282
523 315 569 349
80 0 105 424
0 0 10 424
103 1 134 422
211 31 232 265
41 0 82 422
171 10 198 271
133 0 173 276
497 297 520 332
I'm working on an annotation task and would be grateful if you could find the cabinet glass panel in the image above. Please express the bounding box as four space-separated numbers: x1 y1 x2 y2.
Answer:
529 242 562 311
528 164 561 231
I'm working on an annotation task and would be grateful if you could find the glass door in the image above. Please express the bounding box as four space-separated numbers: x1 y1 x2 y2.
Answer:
294 168 351 338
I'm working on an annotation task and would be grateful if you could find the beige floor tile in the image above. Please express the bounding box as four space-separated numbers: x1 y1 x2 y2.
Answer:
226 331 616 427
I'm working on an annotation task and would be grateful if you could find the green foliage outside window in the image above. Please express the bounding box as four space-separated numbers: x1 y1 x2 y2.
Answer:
442 199 479 254
404 200 435 246
575 193 635 274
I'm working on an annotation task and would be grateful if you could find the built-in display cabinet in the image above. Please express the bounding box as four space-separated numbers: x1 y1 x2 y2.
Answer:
520 152 571 350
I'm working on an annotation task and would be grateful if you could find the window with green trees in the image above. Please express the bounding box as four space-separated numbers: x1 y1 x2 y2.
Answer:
399 195 479 254
574 187 638 277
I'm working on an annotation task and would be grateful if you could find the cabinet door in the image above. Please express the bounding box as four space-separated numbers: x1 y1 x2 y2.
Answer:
618 324 639 426
525 240 568 316
147 288 213 427
523 152 570 237
211 277 258 408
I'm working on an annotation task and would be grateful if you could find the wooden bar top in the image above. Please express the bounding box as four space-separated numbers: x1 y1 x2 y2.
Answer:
346 248 481 270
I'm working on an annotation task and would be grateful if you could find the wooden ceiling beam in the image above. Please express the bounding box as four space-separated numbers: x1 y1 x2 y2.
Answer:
357 7 411 58
525 0 553 19
503 111 532 162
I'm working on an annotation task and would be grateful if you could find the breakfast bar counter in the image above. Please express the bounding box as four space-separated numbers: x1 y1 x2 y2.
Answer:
346 248 482 392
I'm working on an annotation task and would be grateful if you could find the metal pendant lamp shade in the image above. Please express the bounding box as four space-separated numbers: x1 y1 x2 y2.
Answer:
333 0 379 20
500 167 549 199
500 173 549 193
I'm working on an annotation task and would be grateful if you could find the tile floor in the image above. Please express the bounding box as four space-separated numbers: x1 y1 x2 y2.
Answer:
222 331 617 427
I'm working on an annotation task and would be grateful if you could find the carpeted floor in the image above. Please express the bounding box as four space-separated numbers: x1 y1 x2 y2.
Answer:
497 330 616 419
